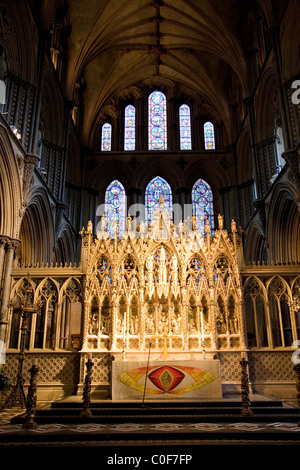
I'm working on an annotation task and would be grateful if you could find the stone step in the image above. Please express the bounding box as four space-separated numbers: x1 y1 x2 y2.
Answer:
50 399 285 409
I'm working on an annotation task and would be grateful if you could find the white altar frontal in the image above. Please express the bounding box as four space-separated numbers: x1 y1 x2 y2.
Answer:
112 359 222 400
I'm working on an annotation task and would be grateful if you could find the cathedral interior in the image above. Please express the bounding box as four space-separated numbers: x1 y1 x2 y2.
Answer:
0 0 300 454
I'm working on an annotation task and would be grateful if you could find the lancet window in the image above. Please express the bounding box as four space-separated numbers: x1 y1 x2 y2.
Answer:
204 121 215 150
148 91 167 150
104 180 126 237
179 104 192 150
101 123 112 151
145 176 172 225
124 105 135 151
192 179 214 233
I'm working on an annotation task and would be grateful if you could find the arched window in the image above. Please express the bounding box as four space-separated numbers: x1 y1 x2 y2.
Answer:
204 121 215 150
179 104 192 150
124 105 135 151
192 179 214 233
101 123 112 151
148 91 167 150
105 180 126 237
145 176 172 224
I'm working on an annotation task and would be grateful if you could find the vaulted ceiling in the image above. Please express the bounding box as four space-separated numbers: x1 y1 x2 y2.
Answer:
36 0 288 147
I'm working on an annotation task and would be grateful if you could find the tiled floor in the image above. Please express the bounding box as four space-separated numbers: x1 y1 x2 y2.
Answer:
1 421 300 435
0 395 299 438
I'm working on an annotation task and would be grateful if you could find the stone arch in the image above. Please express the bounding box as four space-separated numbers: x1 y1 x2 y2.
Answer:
255 67 279 142
244 220 268 264
267 184 300 264
18 189 55 266
0 124 23 238
55 224 77 265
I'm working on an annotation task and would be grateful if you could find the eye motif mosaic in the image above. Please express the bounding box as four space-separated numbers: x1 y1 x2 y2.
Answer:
117 364 216 395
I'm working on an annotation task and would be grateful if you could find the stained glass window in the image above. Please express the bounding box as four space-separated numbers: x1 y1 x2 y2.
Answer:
124 105 135 151
145 176 172 225
101 123 112 151
148 91 167 150
192 179 214 233
105 180 126 237
204 121 215 150
179 104 192 150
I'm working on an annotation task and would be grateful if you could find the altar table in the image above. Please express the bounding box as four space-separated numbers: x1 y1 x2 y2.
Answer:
112 359 222 400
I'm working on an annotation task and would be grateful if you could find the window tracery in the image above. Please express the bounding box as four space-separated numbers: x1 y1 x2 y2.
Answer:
104 180 126 237
204 121 215 149
192 179 214 234
101 123 112 151
124 105 135 151
179 104 191 150
148 91 167 150
145 176 172 225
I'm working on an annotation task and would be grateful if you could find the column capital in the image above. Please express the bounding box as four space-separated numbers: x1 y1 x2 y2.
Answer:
6 238 21 250
0 236 20 249
0 235 9 246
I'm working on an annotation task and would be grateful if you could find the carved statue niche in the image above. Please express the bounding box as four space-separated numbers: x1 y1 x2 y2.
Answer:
188 296 198 333
169 299 181 334
228 294 238 334
129 297 139 335
145 298 156 334
89 297 99 335
118 296 127 334
216 295 227 334
200 295 209 333
157 297 168 333
100 296 110 336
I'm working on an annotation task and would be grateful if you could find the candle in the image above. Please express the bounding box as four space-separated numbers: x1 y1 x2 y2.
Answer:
88 353 93 360
33 358 38 366
241 351 245 360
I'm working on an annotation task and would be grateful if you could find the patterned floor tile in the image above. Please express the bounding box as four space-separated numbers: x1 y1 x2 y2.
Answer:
227 423 263 431
149 423 186 432
188 423 225 431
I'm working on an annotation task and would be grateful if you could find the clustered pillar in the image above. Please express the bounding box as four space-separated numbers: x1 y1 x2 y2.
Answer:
0 236 20 343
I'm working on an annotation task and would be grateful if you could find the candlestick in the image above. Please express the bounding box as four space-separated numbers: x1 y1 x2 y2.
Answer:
80 357 94 418
22 362 39 429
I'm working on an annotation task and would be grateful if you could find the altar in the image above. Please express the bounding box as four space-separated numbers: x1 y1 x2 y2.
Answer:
112 360 222 400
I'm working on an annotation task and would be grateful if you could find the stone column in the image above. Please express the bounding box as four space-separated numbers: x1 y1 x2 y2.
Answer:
244 97 262 199
64 297 71 349
268 26 292 150
0 236 8 291
0 239 20 342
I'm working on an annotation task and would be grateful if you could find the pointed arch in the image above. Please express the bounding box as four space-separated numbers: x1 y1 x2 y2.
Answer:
148 91 167 150
192 178 214 233
145 176 172 225
105 180 126 237
124 104 135 151
101 123 112 151
204 121 215 149
179 104 192 150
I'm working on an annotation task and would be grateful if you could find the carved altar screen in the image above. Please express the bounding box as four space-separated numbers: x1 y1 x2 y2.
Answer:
80 208 245 354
